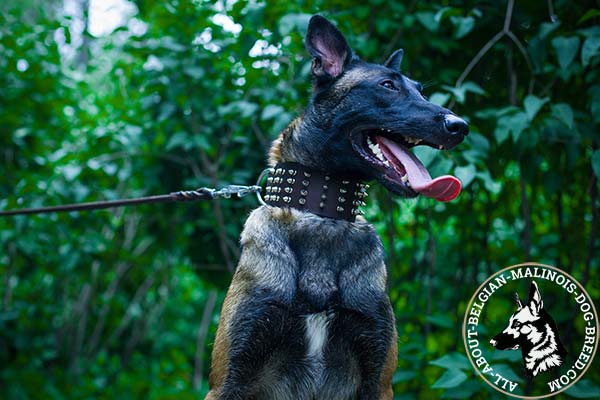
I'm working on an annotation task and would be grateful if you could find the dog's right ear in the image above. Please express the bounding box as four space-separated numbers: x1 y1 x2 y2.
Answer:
305 15 352 81
384 49 404 71
528 281 543 316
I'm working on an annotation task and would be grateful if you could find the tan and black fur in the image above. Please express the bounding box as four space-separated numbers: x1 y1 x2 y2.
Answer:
207 15 467 400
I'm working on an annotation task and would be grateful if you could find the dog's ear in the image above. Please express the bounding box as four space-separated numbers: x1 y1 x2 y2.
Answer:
305 15 352 80
528 281 543 316
384 49 404 71
514 292 524 310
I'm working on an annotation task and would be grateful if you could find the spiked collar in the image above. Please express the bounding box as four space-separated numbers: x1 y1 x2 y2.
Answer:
262 162 368 222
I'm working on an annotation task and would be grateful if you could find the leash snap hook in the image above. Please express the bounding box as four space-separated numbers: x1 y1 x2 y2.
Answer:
255 168 273 206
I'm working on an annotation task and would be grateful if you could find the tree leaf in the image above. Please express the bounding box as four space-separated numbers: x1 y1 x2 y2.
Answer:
452 16 475 39
431 369 468 389
565 379 600 398
430 352 470 370
581 36 600 66
551 36 580 70
551 103 575 128
454 164 477 187
523 95 549 121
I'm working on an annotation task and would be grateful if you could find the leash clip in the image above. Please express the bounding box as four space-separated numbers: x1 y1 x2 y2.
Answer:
255 168 274 206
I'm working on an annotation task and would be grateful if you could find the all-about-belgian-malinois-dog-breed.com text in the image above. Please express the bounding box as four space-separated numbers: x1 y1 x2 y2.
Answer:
206 15 469 400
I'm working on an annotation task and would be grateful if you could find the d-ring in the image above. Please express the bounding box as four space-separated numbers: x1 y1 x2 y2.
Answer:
255 168 273 206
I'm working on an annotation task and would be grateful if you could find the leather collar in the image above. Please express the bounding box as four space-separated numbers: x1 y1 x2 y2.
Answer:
262 162 368 222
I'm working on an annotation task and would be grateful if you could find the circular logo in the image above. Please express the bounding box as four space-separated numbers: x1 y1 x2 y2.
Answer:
462 262 598 398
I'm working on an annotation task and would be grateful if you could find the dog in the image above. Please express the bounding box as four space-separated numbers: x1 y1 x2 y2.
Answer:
206 15 468 400
489 281 567 378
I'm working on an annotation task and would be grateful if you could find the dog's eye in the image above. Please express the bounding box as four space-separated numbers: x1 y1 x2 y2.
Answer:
379 80 398 91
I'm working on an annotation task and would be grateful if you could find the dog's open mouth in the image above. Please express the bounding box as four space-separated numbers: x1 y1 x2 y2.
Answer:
353 130 461 202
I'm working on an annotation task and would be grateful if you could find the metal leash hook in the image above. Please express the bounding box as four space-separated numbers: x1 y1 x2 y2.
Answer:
255 168 273 206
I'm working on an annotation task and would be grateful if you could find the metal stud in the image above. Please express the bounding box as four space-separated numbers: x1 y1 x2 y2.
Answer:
304 172 311 178
288 169 297 175
287 178 295 184
337 206 345 212
322 185 328 190
342 180 349 185
353 200 366 206
339 188 347 194
284 187 292 193
338 197 346 203
275 168 283 175
320 202 325 208
324 175 330 181
302 180 309 186
274 195 280 201
352 209 364 215
267 177 273 183
300 189 308 196
299 198 306 205
283 196 291 203
321 194 327 200
266 186 272 192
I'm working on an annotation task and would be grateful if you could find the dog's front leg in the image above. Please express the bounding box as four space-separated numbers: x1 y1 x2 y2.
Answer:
217 288 297 400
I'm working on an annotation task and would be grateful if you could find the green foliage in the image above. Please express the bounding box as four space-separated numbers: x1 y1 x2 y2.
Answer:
0 0 599 399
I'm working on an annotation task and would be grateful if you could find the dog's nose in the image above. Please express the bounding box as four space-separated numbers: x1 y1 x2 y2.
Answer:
444 115 469 136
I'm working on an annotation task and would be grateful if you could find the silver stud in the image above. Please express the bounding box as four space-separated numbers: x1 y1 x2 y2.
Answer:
322 185 328 190
337 206 345 212
302 180 309 186
300 189 308 196
342 180 349 185
321 194 327 200
287 178 295 184
320 202 325 208
266 186 272 192
274 195 280 201
276 168 283 175
283 196 291 203
267 177 273 183
299 198 306 205
288 169 296 175
353 200 366 206
339 188 347 194
352 209 364 215
338 197 346 203
304 172 311 178
284 187 292 193
324 175 330 181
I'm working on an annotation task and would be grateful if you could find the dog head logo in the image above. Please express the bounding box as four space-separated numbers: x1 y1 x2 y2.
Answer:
489 281 567 378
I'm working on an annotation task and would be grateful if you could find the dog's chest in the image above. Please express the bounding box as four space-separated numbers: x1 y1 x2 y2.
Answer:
287 216 384 312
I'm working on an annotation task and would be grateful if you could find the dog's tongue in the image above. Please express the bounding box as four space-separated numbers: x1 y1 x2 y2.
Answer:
377 137 461 202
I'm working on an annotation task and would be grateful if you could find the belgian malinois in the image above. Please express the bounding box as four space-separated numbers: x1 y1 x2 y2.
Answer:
207 15 468 400
490 281 567 377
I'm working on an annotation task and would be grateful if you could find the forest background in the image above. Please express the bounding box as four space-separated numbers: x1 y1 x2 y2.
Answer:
1 0 599 398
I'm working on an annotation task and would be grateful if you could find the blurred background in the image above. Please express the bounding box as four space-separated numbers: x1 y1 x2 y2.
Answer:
0 0 598 398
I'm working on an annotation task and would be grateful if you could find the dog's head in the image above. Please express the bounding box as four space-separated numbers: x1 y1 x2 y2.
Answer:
297 15 468 201
489 281 545 351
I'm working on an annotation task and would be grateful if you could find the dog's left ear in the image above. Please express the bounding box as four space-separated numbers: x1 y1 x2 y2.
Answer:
384 49 404 71
305 15 352 81
528 281 543 316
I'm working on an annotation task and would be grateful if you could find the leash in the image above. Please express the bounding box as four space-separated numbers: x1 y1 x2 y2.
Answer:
0 175 268 217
